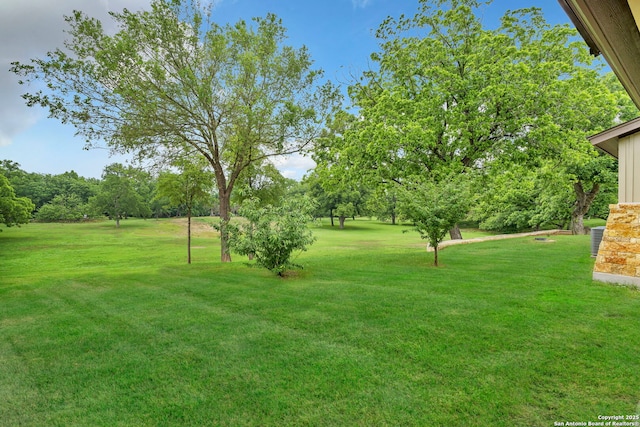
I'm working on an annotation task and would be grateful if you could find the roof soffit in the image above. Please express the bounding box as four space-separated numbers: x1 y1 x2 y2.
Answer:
559 0 640 110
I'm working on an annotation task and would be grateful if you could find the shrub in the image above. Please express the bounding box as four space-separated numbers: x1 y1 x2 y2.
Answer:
229 197 316 276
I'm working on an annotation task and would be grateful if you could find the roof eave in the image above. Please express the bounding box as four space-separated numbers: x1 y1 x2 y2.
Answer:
588 116 640 158
558 0 640 110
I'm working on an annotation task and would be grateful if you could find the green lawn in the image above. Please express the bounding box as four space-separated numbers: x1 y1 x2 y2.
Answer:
1 218 638 426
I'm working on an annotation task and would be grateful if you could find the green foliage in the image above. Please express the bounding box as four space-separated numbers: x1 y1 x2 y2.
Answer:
338 0 605 183
603 72 639 123
89 163 151 227
232 162 294 208
366 185 400 224
313 1 633 240
229 197 316 275
398 177 471 266
303 169 368 228
156 160 214 215
588 162 618 220
564 150 618 233
35 194 90 222
0 173 34 228
334 202 355 220
472 164 571 232
0 160 98 211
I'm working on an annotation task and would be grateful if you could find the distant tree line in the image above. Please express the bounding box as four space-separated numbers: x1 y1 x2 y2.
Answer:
0 158 305 226
0 160 216 225
0 142 620 232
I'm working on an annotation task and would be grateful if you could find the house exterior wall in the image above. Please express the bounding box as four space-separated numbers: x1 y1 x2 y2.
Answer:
593 203 640 288
618 133 640 203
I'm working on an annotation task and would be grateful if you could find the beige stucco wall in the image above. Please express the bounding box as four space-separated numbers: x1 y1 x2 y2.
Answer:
618 133 640 203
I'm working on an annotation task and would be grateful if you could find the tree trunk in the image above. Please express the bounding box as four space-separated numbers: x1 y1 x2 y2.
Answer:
330 208 334 227
247 224 255 261
116 216 120 228
391 211 396 225
572 212 586 236
339 215 346 229
434 245 439 267
571 181 599 235
187 208 192 264
218 187 232 263
449 224 462 240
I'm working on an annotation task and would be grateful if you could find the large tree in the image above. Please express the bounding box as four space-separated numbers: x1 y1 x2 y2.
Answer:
321 0 621 238
11 0 339 262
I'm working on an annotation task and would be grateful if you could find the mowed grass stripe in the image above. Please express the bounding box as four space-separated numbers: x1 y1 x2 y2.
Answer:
0 219 639 426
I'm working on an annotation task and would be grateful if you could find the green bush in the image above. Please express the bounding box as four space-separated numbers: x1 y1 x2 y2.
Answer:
35 194 91 222
229 197 317 276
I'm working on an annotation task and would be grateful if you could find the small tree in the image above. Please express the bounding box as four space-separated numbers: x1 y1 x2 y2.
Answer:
156 159 214 264
90 163 150 227
229 197 316 276
0 174 34 229
399 177 470 266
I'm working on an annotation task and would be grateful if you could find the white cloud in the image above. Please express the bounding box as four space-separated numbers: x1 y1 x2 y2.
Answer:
271 153 316 180
0 135 12 148
351 0 372 9
0 0 150 148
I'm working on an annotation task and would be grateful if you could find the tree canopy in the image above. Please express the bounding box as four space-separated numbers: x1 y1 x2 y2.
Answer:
90 163 151 227
0 174 34 229
399 175 471 266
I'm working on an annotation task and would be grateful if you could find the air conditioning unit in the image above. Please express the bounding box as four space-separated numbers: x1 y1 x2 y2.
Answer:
591 226 606 257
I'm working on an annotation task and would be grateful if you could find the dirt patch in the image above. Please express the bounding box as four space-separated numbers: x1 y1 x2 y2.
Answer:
169 218 219 237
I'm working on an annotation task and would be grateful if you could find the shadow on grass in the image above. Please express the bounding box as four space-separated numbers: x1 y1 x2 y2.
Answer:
313 219 380 232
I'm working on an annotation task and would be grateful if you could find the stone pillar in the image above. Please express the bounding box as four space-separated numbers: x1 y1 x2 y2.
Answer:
593 203 640 288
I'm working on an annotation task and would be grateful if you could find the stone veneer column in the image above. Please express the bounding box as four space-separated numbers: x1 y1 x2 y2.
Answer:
593 203 640 287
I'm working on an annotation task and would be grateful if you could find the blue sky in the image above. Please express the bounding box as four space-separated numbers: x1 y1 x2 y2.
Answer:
0 0 575 179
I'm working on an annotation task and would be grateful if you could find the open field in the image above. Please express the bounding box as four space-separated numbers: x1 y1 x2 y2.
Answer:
1 218 638 426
